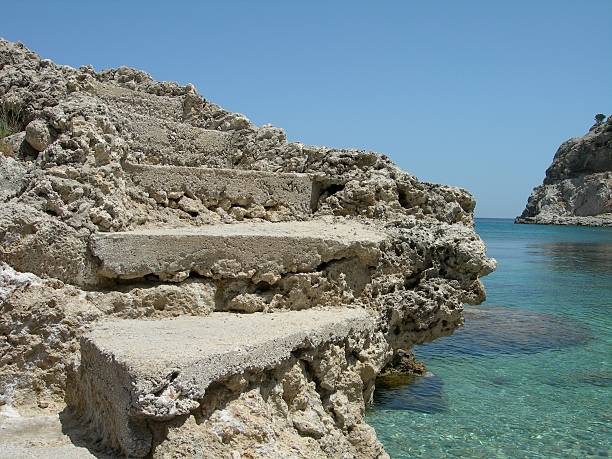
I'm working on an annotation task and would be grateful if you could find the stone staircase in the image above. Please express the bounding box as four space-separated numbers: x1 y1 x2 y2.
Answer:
66 162 388 457
0 41 494 459
94 81 243 168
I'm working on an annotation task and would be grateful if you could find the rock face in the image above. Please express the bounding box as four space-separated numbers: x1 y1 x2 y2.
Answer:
0 39 494 458
516 117 612 226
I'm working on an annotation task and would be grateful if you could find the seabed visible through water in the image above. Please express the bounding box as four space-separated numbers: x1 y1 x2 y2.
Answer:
367 218 612 459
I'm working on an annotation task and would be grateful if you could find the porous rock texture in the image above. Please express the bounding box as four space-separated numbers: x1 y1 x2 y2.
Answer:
0 39 494 458
516 116 612 226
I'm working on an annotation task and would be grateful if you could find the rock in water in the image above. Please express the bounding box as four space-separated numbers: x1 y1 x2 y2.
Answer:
516 116 612 226
0 38 494 458
373 372 448 414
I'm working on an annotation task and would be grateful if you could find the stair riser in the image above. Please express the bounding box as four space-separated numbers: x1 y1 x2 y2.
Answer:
126 162 316 217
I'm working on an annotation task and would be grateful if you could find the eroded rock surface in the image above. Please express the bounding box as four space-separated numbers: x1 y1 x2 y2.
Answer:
517 117 612 226
0 38 494 458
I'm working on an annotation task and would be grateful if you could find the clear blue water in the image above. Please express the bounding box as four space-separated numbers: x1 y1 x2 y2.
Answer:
367 218 612 458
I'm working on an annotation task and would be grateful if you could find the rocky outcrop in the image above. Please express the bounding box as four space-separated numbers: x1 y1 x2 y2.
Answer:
516 117 612 226
0 39 494 458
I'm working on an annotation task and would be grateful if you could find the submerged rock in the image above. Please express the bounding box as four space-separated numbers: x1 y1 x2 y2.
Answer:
419 306 591 357
377 349 427 384
373 372 448 414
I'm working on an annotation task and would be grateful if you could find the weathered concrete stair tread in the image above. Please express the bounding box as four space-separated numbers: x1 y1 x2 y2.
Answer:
91 220 386 279
94 83 236 166
75 308 373 456
84 308 372 400
94 82 183 122
125 162 316 213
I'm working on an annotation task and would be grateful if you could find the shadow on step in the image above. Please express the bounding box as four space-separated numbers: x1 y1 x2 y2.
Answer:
58 407 116 458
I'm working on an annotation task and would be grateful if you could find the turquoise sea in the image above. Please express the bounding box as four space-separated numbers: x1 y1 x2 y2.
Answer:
367 218 612 458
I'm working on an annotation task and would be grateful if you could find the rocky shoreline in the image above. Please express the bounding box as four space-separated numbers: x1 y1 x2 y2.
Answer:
0 39 494 458
516 116 612 227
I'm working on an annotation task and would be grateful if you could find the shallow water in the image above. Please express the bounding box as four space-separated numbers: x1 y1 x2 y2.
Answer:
367 218 612 458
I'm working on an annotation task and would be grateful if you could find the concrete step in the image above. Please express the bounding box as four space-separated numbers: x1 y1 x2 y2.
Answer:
69 308 374 457
94 82 241 167
130 117 235 167
132 120 236 167
125 162 316 217
91 220 385 281
94 82 184 124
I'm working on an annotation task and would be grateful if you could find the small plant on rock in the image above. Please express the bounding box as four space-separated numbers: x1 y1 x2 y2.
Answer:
594 113 606 125
0 104 23 139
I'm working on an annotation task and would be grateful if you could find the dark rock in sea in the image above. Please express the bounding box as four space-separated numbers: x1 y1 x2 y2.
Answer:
373 372 448 413
378 349 427 382
418 306 591 357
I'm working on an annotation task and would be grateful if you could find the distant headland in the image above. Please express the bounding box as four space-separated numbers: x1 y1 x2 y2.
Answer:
516 115 612 226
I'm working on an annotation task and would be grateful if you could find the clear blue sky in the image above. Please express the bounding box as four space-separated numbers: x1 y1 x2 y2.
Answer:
3 1 611 217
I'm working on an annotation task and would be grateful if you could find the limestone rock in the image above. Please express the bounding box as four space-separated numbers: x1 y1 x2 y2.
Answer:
0 38 494 458
0 203 96 285
0 156 27 201
0 131 26 157
517 117 612 226
25 119 53 152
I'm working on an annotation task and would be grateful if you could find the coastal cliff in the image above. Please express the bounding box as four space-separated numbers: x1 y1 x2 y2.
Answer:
516 116 612 226
0 39 494 458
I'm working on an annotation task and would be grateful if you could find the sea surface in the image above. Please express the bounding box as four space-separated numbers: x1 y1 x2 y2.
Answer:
367 218 612 458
